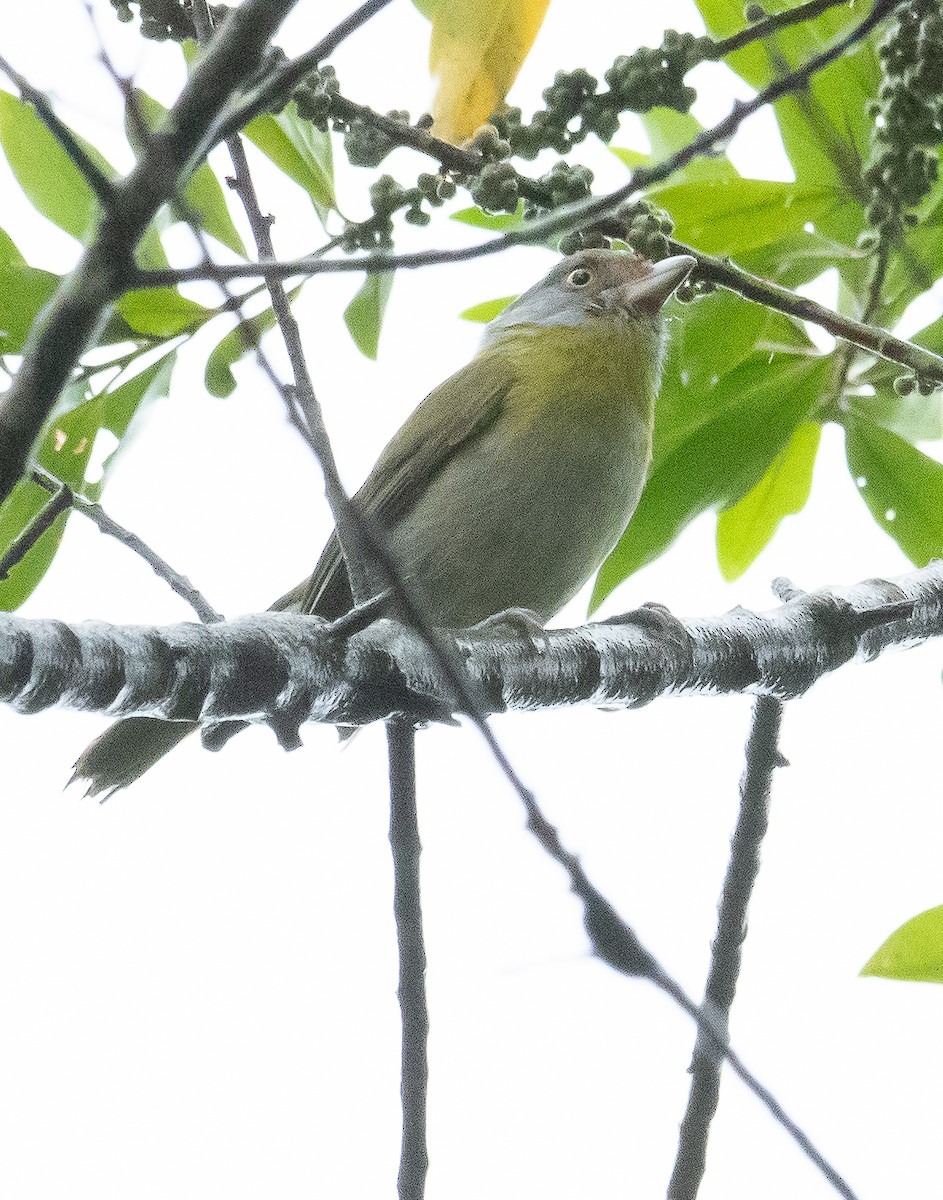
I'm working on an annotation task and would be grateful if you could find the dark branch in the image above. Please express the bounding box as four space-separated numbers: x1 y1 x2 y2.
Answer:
710 0 855 58
666 238 943 386
516 710 857 1200
0 0 300 508
1 563 939 730
387 719 429 1200
668 696 784 1200
28 467 225 624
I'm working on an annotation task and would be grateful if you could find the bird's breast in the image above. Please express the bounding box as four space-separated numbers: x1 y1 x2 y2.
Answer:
387 322 660 627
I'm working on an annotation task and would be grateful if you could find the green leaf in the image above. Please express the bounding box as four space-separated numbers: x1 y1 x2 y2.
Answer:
740 229 866 291
128 91 246 256
344 272 394 360
0 351 179 608
642 107 738 183
689 0 876 243
0 384 99 610
451 201 525 230
648 178 836 256
0 264 60 353
861 906 943 983
591 355 828 611
116 288 212 337
844 326 940 444
86 352 177 497
0 89 168 269
0 89 111 241
845 418 943 565
244 103 335 224
203 288 302 397
608 146 649 171
0 226 25 266
853 312 943 441
460 295 516 322
653 290 815 463
716 421 821 580
846 390 943 445
205 309 278 397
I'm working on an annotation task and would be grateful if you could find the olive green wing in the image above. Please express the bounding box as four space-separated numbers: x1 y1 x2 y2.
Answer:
274 347 518 619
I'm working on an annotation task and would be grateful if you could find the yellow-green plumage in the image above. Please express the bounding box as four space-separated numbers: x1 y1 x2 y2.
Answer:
73 249 693 795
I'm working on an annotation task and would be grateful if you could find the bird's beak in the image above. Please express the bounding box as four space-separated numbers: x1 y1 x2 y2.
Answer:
623 254 696 314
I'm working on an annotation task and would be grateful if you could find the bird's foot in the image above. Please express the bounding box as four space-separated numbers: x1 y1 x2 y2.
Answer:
468 607 550 651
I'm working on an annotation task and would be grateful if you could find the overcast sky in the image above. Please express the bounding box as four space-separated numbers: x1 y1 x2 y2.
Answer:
2 2 942 1198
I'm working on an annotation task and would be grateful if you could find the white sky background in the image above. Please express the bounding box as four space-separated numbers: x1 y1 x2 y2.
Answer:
2 1 943 1197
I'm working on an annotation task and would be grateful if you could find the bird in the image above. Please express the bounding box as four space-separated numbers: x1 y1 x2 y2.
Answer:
72 248 694 796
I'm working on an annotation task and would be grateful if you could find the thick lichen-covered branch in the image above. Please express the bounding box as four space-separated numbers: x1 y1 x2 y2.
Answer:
0 563 938 731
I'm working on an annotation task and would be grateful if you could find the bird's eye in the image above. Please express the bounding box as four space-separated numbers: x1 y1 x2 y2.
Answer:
567 267 593 288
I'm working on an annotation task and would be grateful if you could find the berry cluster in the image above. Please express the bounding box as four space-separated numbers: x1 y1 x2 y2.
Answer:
294 66 340 131
338 109 410 169
862 0 943 236
862 1 943 395
109 0 227 41
493 33 708 161
523 162 594 219
338 171 460 252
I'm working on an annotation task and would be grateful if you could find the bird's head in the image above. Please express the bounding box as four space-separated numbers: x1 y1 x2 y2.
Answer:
481 249 695 348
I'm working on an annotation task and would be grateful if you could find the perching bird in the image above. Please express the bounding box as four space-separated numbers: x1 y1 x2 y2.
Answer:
72 248 694 795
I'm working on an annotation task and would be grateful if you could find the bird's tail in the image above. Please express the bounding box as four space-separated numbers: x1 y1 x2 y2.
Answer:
70 717 197 799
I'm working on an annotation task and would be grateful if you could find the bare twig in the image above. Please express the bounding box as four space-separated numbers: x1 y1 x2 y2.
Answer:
30 467 224 623
0 479 73 581
517 741 857 1200
387 718 429 1200
191 9 435 1188
668 696 785 1200
710 0 855 58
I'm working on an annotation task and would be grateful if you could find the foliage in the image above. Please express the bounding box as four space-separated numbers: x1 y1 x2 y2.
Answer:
0 0 942 635
861 905 943 983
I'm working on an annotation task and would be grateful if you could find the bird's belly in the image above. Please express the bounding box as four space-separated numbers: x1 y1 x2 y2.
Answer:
386 413 650 627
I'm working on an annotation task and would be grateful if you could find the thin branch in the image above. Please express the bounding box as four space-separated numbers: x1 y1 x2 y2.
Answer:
0 0 301 508
516 735 857 1200
133 230 943 387
666 237 943 385
0 479 73 581
387 718 429 1200
219 0 855 158
0 53 115 209
196 20 376 605
191 9 433 1189
190 1 536 822
131 6 943 384
668 696 785 1200
30 467 224 624
210 0 396 145
710 0 856 58
145 0 904 282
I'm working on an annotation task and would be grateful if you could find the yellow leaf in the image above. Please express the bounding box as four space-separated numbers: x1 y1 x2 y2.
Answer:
429 0 551 144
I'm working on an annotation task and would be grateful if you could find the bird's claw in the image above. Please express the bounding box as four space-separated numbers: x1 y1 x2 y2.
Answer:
469 607 550 650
